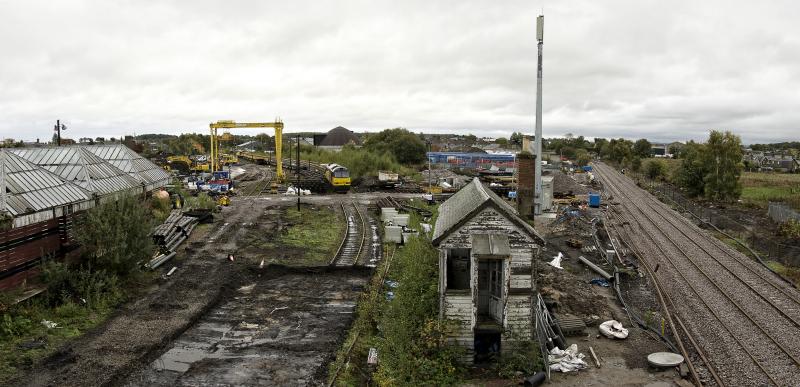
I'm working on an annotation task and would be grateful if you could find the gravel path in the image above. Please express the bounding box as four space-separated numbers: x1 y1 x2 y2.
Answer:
595 162 800 386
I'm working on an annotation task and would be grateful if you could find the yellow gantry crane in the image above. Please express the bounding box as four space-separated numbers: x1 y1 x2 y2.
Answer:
209 120 285 181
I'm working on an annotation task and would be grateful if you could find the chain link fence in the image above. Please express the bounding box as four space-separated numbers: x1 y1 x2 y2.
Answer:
768 202 800 223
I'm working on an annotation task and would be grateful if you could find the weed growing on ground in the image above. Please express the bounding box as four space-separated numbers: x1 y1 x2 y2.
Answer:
493 339 542 379
374 236 465 386
0 195 155 383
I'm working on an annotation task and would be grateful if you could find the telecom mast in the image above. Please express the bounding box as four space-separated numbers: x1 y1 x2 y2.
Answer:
534 15 544 215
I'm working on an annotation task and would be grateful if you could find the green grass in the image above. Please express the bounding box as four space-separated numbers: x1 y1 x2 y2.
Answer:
765 261 800 287
740 172 800 210
0 299 117 383
262 205 343 265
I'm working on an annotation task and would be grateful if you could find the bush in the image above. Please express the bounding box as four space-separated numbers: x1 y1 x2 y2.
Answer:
644 159 666 180
184 192 217 210
150 196 172 221
300 145 414 179
778 219 800 239
74 195 154 277
374 237 464 386
494 340 541 378
40 262 122 309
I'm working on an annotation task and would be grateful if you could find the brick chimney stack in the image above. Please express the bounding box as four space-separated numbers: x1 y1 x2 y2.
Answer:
517 151 535 218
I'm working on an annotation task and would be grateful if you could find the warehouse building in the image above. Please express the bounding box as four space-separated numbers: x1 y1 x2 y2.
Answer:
0 144 169 290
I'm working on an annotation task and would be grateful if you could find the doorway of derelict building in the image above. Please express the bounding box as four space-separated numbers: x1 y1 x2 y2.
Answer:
474 330 502 363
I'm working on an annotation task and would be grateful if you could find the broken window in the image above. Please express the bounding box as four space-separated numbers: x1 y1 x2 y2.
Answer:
446 248 471 290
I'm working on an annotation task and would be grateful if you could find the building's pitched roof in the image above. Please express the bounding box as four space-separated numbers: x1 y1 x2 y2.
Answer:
432 177 545 245
319 126 361 146
10 146 142 196
85 144 170 188
0 150 93 216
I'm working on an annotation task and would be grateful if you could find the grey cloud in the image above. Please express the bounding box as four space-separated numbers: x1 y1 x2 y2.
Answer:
0 0 797 144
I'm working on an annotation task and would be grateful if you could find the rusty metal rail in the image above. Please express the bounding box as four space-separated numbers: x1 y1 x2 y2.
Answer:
331 202 366 266
596 162 800 386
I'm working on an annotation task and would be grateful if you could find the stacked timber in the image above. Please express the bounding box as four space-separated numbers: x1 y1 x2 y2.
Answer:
147 210 200 269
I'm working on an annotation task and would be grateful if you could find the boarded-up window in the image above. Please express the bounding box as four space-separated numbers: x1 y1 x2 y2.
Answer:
447 248 471 290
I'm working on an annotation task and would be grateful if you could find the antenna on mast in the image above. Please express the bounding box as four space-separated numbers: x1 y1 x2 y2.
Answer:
534 14 544 216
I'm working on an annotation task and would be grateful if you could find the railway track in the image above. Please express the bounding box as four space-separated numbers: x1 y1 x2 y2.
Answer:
238 167 273 198
595 162 800 386
330 202 367 266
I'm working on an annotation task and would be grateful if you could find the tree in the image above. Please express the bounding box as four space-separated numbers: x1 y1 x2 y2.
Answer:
703 130 743 201
644 159 666 180
363 128 427 164
604 138 633 164
631 157 642 172
495 137 509 148
509 132 524 148
633 139 652 159
463 134 477 147
75 195 154 276
675 141 707 197
593 138 608 155
575 149 591 166
668 143 682 158
674 131 744 201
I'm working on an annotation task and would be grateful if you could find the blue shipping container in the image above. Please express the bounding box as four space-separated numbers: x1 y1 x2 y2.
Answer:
583 165 593 172
588 193 601 207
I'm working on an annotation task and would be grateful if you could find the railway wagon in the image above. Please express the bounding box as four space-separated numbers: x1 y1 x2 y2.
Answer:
324 163 351 192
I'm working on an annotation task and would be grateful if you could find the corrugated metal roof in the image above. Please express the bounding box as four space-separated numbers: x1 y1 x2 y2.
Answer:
85 144 170 189
0 150 93 216
432 177 544 245
11 146 142 196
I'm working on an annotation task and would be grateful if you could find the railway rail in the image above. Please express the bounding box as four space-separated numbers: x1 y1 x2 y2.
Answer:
238 168 273 198
595 162 800 386
331 202 367 266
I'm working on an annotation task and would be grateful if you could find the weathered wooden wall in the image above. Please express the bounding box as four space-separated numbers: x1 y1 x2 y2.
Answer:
438 207 538 360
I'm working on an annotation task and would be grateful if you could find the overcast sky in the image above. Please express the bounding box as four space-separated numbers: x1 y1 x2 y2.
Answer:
0 1 797 144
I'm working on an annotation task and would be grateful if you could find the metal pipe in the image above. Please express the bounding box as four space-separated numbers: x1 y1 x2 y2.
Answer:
577 255 612 281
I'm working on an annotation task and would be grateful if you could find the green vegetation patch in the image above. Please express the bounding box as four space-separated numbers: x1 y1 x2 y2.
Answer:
0 296 118 383
301 145 416 179
247 205 344 266
765 261 800 287
0 194 155 383
738 172 800 209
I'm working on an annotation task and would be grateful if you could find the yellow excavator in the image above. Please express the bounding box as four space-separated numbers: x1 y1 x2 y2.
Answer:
209 120 285 182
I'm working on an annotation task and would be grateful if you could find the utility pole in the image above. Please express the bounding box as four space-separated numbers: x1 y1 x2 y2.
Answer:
533 14 544 216
427 140 432 194
54 120 66 146
296 134 301 211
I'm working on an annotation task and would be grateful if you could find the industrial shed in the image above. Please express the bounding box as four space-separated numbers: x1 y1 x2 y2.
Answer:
86 144 171 191
432 177 544 362
0 144 169 290
11 146 143 199
0 150 95 288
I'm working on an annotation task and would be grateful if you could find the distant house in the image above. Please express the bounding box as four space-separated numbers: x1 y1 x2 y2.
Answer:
744 151 799 172
432 178 544 362
651 142 682 157
315 126 361 151
763 155 799 172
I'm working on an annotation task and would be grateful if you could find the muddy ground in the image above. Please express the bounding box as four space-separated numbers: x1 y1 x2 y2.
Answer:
124 265 371 386
12 181 379 387
532 199 689 386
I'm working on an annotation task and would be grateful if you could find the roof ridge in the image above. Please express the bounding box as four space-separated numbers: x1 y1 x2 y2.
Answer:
472 177 491 202
3 151 93 196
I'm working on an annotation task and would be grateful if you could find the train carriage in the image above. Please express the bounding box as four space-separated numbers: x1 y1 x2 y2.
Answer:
324 163 351 192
